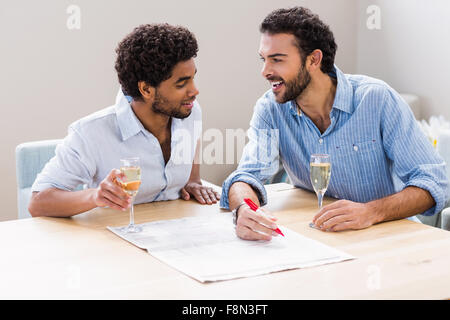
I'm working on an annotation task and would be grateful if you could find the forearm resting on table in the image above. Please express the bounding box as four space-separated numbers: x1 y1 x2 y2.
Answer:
370 186 435 223
29 188 97 217
228 181 261 210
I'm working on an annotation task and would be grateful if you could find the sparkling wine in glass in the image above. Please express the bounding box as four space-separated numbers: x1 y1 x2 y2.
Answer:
310 154 331 209
120 157 142 233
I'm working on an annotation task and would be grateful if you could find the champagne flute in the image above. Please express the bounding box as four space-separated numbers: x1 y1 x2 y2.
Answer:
310 154 332 209
120 157 142 233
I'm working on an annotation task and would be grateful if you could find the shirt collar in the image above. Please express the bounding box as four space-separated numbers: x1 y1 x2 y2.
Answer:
288 65 354 116
331 65 354 114
114 89 144 141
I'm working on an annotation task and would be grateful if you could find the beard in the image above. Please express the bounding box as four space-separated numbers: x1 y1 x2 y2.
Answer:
276 64 311 104
151 90 191 119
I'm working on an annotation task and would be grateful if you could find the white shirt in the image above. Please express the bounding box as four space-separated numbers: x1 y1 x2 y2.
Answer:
32 89 202 204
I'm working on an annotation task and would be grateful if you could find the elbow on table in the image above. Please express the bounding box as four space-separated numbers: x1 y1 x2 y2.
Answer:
28 192 47 217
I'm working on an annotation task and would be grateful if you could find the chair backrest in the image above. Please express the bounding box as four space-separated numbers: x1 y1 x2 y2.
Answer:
15 139 62 219
442 207 450 231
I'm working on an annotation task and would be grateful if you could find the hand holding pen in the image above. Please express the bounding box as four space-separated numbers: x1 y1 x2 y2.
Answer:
234 198 284 241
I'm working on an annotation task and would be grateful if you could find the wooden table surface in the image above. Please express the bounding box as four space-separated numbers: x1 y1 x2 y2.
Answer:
1 183 450 299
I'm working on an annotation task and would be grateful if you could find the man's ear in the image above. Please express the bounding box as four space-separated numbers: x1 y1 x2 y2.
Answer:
307 49 323 72
138 81 155 102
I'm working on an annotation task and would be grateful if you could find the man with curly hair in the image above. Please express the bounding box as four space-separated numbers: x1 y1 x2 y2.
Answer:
221 7 448 240
29 23 219 217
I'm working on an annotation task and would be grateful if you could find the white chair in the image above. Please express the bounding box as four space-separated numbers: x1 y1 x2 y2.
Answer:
437 130 450 230
15 140 63 219
442 208 450 230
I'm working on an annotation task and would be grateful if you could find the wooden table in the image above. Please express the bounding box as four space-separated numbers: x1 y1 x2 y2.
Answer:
2 183 450 299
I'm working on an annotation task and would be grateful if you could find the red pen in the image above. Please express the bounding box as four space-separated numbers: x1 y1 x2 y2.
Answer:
243 198 285 237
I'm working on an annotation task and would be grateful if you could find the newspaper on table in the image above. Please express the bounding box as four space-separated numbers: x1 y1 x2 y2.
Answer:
108 213 354 283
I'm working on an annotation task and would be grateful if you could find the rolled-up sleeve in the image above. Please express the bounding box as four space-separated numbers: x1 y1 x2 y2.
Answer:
382 89 449 216
31 125 96 192
220 98 280 210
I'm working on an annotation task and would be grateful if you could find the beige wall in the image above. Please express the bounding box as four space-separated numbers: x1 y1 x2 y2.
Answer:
1 0 358 221
356 0 450 120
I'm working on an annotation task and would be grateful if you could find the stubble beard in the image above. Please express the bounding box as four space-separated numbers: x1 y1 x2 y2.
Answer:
151 90 191 119
277 65 311 104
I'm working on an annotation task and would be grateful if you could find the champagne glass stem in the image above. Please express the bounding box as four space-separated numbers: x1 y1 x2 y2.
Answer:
129 197 135 228
317 192 324 209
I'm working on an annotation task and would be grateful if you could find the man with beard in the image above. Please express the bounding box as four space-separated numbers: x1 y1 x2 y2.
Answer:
29 23 220 217
221 7 448 240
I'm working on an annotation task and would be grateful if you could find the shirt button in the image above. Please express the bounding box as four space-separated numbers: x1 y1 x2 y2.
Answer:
353 145 358 151
319 138 323 144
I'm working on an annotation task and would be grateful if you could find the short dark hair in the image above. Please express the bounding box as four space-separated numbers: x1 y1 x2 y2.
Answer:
260 7 337 74
115 23 198 101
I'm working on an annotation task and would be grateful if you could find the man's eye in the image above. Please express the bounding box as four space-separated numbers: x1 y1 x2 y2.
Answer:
273 58 282 63
176 83 187 88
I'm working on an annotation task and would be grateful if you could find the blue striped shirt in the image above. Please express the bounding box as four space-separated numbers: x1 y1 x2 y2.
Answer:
220 66 449 216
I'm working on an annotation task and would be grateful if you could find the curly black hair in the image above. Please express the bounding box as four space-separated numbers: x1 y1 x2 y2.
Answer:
115 23 198 101
260 7 337 74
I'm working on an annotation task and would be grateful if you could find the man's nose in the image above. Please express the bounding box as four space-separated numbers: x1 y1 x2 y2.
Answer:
261 61 272 79
189 83 199 97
